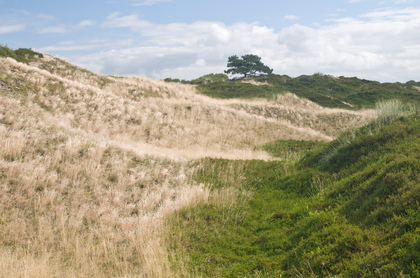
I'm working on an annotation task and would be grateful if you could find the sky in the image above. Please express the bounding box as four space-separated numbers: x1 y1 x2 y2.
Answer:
1 0 420 82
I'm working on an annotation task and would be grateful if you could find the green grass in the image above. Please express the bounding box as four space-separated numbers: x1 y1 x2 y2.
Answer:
257 139 328 162
168 112 420 277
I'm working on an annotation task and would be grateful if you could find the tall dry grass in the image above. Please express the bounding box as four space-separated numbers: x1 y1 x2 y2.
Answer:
0 92 211 277
0 55 376 276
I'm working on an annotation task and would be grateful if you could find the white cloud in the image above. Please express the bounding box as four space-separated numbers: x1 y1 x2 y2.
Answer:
276 8 420 80
37 14 56 20
75 20 95 29
195 58 207 67
65 8 420 82
0 24 25 34
38 25 71 34
361 7 420 21
40 39 134 52
284 15 299 20
38 19 95 34
41 42 100 52
71 17 278 79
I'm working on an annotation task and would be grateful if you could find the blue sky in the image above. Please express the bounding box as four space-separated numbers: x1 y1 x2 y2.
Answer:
1 0 419 82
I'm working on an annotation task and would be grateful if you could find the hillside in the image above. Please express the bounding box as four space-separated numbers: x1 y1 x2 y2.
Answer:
169 112 420 277
0 47 375 160
1 47 417 277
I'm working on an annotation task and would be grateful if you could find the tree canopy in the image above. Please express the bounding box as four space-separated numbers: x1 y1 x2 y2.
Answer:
224 54 273 78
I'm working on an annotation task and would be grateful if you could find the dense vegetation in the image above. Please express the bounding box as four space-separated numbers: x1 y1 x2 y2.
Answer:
164 73 229 85
169 110 420 277
193 73 420 109
0 45 43 64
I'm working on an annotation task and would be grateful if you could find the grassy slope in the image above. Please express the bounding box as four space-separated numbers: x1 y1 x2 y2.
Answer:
196 73 420 109
0 47 376 276
169 114 420 277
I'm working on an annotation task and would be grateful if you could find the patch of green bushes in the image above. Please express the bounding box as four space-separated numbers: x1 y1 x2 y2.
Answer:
193 72 420 109
0 45 43 64
197 81 278 99
190 73 229 85
164 73 229 85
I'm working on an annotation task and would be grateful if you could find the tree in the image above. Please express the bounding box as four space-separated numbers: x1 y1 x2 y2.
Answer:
224 54 273 78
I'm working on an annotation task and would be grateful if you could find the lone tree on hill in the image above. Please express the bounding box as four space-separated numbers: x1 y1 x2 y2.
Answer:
224 54 273 78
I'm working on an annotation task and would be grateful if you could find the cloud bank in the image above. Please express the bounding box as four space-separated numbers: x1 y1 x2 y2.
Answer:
59 7 420 82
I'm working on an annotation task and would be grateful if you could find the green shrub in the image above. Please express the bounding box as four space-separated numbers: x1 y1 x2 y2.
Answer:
14 48 43 60
0 45 43 64
190 73 229 85
0 45 18 59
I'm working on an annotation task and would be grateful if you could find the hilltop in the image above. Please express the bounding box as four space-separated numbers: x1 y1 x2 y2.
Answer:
167 72 420 110
1 46 418 277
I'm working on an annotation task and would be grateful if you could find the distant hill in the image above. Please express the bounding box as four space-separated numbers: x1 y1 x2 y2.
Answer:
191 73 420 109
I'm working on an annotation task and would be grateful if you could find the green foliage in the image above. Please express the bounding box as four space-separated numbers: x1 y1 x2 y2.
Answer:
164 74 229 85
197 81 278 99
0 45 43 64
163 77 188 84
168 113 420 277
402 80 420 90
14 48 44 60
0 45 17 59
225 54 273 79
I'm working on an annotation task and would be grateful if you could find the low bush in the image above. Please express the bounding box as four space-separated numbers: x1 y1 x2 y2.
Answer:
0 45 43 64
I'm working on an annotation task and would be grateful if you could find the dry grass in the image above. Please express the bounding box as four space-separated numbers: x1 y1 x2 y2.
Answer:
0 55 376 276
0 101 208 277
1 57 376 160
